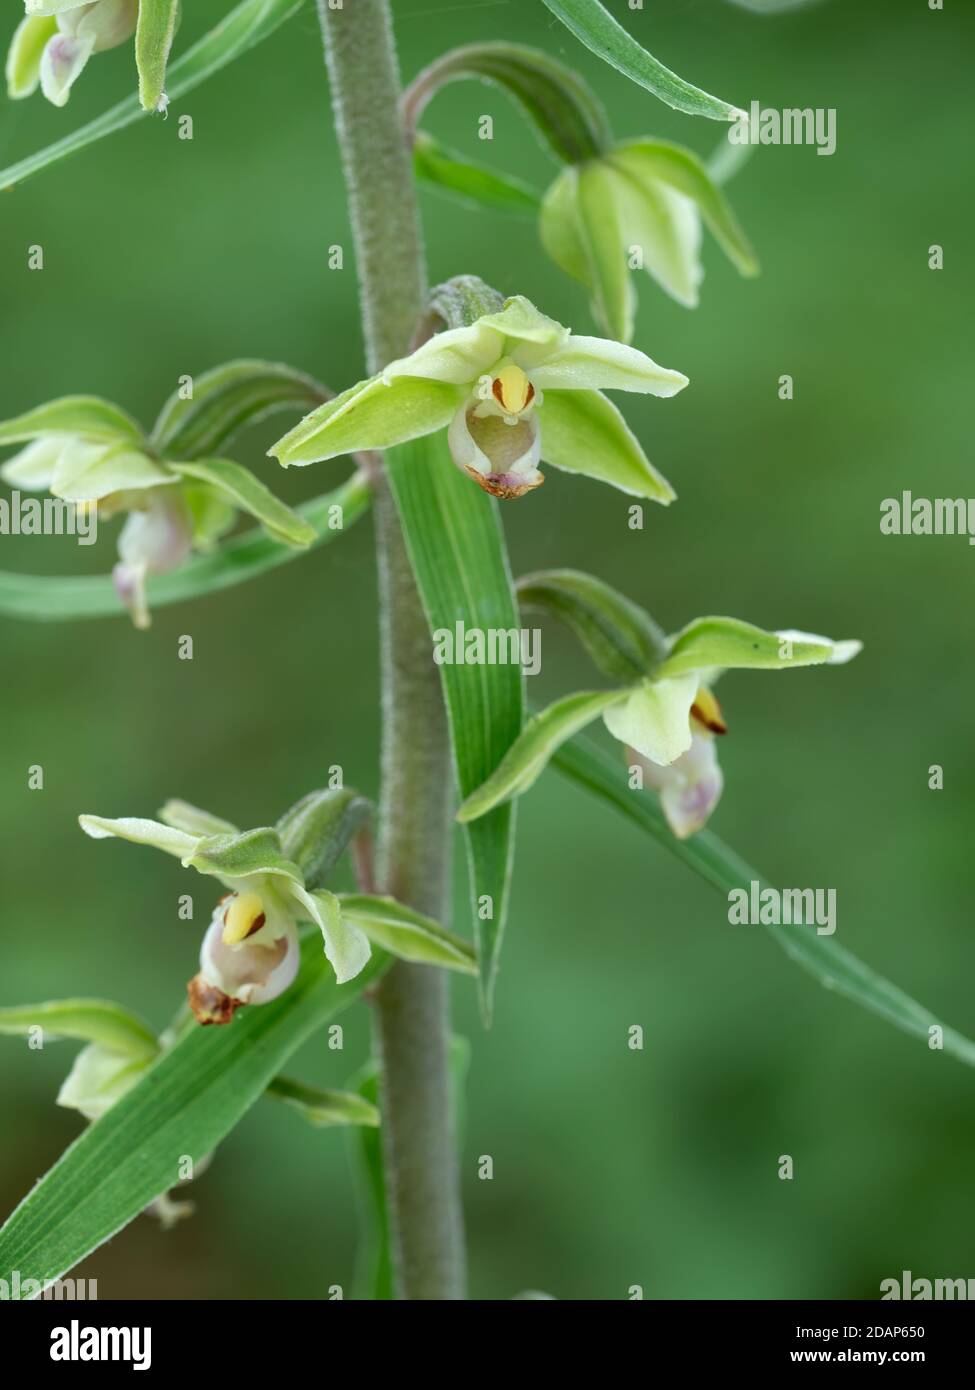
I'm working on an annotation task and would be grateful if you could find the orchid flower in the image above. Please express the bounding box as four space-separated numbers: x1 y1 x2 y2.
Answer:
272 295 687 502
458 571 862 840
7 1 138 107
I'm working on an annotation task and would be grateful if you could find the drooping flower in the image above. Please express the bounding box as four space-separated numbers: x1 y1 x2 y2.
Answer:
79 805 373 1023
272 295 687 502
458 601 862 840
0 391 315 628
540 140 758 343
7 0 138 107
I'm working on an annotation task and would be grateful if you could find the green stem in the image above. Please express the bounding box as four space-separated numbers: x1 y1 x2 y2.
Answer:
316 0 466 1300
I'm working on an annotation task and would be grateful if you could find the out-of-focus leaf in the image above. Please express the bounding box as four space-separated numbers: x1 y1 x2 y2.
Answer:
0 0 307 192
385 432 524 1019
413 131 540 215
265 1077 379 1128
552 735 975 1068
541 0 745 123
0 475 370 623
0 937 387 1295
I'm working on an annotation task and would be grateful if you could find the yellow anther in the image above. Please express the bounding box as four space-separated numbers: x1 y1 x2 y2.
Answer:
691 686 728 735
222 891 266 945
491 363 534 415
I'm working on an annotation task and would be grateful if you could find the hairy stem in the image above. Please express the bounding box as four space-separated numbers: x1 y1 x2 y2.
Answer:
316 0 466 1300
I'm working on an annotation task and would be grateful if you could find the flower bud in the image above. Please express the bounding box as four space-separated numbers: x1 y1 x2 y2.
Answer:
112 487 193 629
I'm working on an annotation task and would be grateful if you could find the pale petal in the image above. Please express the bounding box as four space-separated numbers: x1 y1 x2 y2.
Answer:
289 884 371 985
39 31 94 106
0 436 66 490
383 322 504 385
775 629 863 665
607 159 703 309
603 674 699 766
447 400 543 499
56 1043 150 1122
199 911 300 1005
631 733 723 838
530 335 688 397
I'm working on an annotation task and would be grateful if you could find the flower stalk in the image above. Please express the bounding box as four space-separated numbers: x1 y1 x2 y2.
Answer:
316 0 466 1300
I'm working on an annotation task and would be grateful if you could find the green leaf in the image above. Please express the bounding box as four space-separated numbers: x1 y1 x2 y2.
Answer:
152 360 327 460
385 431 524 1019
0 937 387 1294
348 1065 392 1301
135 0 180 112
413 131 541 216
0 1000 157 1060
0 396 143 447
457 689 623 823
404 41 613 164
655 616 856 679
169 459 316 548
541 0 745 123
265 1076 379 1128
339 894 477 976
0 476 370 623
0 0 306 193
516 568 667 683
610 140 759 278
552 736 975 1068
276 788 372 891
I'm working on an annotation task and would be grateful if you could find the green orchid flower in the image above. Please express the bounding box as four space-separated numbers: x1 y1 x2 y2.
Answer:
0 376 317 628
8 1 137 107
79 789 476 1024
271 295 687 502
541 140 759 343
459 570 861 839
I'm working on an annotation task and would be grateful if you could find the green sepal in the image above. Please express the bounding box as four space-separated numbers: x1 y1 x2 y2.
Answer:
169 459 316 547
516 569 667 683
656 617 859 680
135 0 180 112
0 396 143 447
413 131 541 216
276 788 372 891
457 689 624 822
0 1000 157 1060
186 827 303 885
152 359 327 460
338 894 477 975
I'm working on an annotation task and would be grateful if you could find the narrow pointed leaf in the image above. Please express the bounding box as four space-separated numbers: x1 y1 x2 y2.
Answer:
339 894 477 975
0 476 370 623
265 1077 379 1128
152 360 327 460
135 0 180 112
385 432 524 1017
457 689 624 823
0 1000 157 1060
413 131 540 215
516 568 667 683
169 459 316 548
552 736 975 1068
541 0 745 123
0 937 387 1294
0 0 306 193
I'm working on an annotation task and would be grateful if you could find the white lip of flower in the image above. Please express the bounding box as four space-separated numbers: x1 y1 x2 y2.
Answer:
629 730 724 841
22 0 138 108
112 487 193 631
199 883 303 1007
271 295 688 504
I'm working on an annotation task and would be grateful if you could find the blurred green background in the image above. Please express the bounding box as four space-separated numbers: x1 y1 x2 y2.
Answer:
1 0 972 1300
